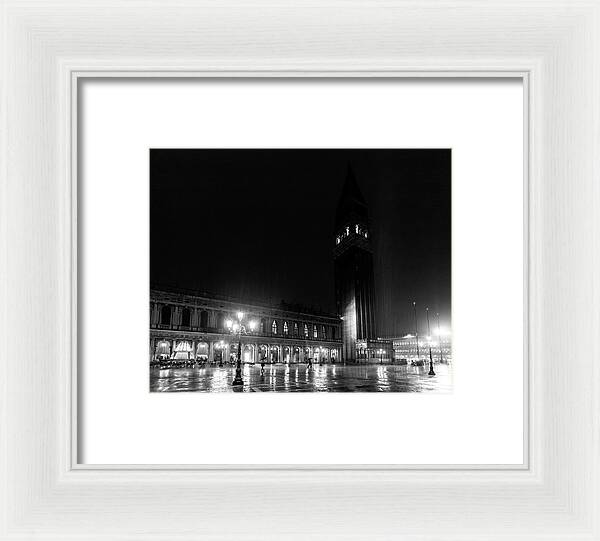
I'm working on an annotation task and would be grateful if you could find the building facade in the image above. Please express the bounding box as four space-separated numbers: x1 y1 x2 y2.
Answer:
391 333 452 363
150 288 342 365
333 167 380 362
356 339 395 364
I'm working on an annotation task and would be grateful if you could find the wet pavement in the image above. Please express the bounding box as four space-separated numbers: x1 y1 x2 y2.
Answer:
150 363 452 392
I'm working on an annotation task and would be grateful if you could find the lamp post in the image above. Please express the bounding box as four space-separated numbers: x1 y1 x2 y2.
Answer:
426 307 436 376
412 301 420 363
436 312 444 363
225 311 257 388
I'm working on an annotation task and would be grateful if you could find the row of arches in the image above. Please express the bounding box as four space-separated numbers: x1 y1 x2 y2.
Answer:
152 339 340 365
152 303 339 341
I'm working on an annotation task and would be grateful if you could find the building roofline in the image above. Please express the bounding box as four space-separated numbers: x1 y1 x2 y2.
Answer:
150 285 341 322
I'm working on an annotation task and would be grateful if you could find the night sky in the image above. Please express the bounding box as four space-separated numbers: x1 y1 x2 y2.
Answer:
150 149 451 336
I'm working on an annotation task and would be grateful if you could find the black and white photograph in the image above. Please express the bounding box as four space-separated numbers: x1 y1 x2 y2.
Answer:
150 149 451 392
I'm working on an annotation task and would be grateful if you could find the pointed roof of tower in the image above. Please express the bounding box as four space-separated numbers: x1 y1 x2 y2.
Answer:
335 164 369 230
340 165 366 205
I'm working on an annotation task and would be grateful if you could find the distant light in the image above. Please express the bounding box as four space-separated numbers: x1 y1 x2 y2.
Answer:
403 334 414 339
236 311 244 321
435 327 451 337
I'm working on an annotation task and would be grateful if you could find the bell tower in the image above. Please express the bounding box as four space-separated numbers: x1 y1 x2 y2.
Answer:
333 166 377 362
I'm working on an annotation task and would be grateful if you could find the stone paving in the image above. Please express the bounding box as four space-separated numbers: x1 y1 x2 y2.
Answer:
150 362 452 392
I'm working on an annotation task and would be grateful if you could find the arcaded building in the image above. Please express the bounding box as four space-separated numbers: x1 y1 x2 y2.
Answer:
391 334 452 363
150 288 342 364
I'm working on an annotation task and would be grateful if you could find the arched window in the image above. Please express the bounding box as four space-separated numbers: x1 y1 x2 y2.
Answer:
321 325 326 338
303 324 309 338
271 320 278 334
293 322 299 336
260 318 266 334
160 305 172 325
283 321 289 335
181 307 191 327
313 325 318 338
199 310 208 329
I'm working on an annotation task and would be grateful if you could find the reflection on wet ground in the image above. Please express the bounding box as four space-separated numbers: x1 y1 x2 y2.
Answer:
150 363 452 393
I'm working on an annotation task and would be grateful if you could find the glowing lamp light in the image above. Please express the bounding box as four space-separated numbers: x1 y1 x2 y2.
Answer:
236 311 244 321
225 319 233 329
249 320 257 331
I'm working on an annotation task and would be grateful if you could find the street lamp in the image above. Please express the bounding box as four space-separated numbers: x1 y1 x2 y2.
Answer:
225 311 257 387
412 301 420 363
426 307 436 376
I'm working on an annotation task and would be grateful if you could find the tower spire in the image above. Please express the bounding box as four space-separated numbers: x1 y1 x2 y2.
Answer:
335 164 368 231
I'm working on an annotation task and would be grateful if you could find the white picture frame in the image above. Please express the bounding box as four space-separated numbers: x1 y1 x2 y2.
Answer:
1 1 599 539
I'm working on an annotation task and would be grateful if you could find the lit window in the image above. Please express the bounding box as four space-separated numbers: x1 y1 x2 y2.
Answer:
355 224 359 234
304 324 309 338
293 322 298 336
271 320 278 334
313 325 318 338
283 321 289 335
336 236 340 245
365 231 368 238
345 226 350 235
321 325 326 338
